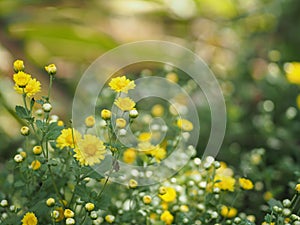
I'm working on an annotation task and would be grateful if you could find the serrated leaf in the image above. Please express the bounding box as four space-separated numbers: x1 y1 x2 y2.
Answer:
15 105 30 119
36 99 44 105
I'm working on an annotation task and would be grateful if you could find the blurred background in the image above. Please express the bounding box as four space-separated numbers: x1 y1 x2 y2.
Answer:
0 0 300 220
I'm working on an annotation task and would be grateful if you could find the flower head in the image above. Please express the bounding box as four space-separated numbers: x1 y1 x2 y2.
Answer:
21 212 38 225
160 210 174 225
33 146 42 155
214 174 236 192
45 64 57 75
101 109 112 120
123 148 136 164
56 128 82 149
285 62 300 85
13 59 25 72
221 205 237 218
129 179 138 189
295 183 300 193
109 76 135 93
177 118 193 131
239 178 254 190
74 134 106 166
14 78 41 97
85 115 95 128
46 198 55 206
159 187 176 202
64 209 74 218
105 215 115 223
20 126 30 136
85 203 95 211
114 97 136 111
116 118 127 128
143 195 152 204
30 160 41 170
13 71 31 88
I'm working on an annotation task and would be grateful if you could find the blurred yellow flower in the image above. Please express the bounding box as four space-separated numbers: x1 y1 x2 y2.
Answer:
160 210 174 225
13 59 25 72
151 146 167 163
85 203 95 211
53 207 64 222
151 104 164 117
138 132 152 142
109 76 135 93
177 118 193 131
114 97 136 111
263 191 273 201
159 187 176 202
166 72 178 83
105 215 115 223
14 78 41 97
116 118 127 128
101 109 112 120
214 174 236 192
64 209 74 218
129 179 138 189
296 94 300 109
56 128 82 149
239 178 254 190
220 205 237 218
45 64 57 75
21 212 38 225
295 183 300 193
30 160 41 170
123 148 136 164
74 134 106 166
285 62 300 85
143 195 152 204
85 115 95 128
13 71 31 88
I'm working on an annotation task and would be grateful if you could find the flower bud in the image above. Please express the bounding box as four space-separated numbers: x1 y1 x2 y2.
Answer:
46 198 55 206
42 103 52 112
129 109 138 118
14 154 23 163
66 218 75 225
45 64 57 75
90 211 98 219
129 179 138 189
159 186 167 195
295 183 300 193
0 200 8 207
143 195 152 204
101 109 111 120
116 118 126 128
105 215 115 223
85 203 95 211
85 116 95 128
20 126 30 136
64 209 75 218
33 145 42 155
282 199 291 208
13 60 25 72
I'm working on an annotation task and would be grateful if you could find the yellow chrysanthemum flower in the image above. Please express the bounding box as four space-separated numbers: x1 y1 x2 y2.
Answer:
138 132 152 142
114 97 136 111
295 183 300 193
285 62 300 85
263 191 273 201
239 178 254 190
21 212 38 225
177 118 193 131
151 104 164 117
14 78 41 97
220 205 237 218
30 160 41 170
159 187 176 202
45 64 57 75
123 148 136 164
109 76 135 93
13 71 31 87
74 134 106 166
85 115 95 128
151 146 167 163
56 128 82 149
13 59 25 72
214 174 236 192
160 210 174 225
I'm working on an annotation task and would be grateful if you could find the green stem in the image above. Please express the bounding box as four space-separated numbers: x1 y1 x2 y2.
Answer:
48 165 63 200
47 75 54 102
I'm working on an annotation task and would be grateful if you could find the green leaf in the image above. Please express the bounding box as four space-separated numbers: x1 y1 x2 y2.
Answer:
15 105 30 119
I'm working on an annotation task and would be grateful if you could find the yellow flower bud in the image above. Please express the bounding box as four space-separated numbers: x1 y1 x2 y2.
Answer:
159 186 167 195
143 195 152 204
295 183 300 193
45 64 57 75
20 126 30 136
85 203 95 211
57 120 64 126
33 146 42 155
64 209 75 218
46 198 55 206
129 179 138 189
20 151 27 158
105 215 115 223
116 118 126 128
101 109 111 120
13 60 25 72
31 160 41 170
85 116 95 128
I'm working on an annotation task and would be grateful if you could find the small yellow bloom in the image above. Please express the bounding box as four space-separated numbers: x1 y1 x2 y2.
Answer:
151 147 167 163
13 59 25 72
159 186 167 195
46 198 55 206
138 132 152 142
123 148 136 164
159 187 176 203
263 191 273 201
239 178 254 190
64 209 74 218
166 72 178 83
295 183 300 193
105 215 115 223
180 205 189 212
21 212 38 225
177 118 193 131
20 126 30 136
56 128 82 149
151 104 164 117
214 174 236 192
33 145 42 155
74 134 106 166
143 195 152 204
109 76 135 93
129 179 138 189
116 118 127 128
57 120 64 126
85 115 96 128
220 205 237 218
13 71 31 87
53 207 64 222
101 109 112 120
160 210 174 225
114 97 136 111
14 78 41 97
285 62 300 85
85 202 95 211
45 64 57 75
31 160 41 170
20 151 27 158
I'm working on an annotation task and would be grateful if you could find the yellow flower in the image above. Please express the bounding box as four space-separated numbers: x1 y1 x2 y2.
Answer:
13 71 31 88
57 120 64 126
285 62 300 85
297 94 300 109
46 198 55 206
13 59 25 72
56 128 82 149
74 134 106 166
33 145 42 155
109 76 135 93
159 187 176 203
220 205 237 218
214 174 236 192
85 115 95 128
143 195 152 204
180 205 189 212
116 118 127 128
151 104 164 117
21 212 38 225
45 64 57 75
105 215 115 223
239 178 254 190
123 148 136 164
166 72 178 83
64 209 74 218
295 183 300 193
30 160 41 170
21 126 30 136
151 147 167 163
177 118 193 131
138 132 152 142
129 179 138 189
263 191 273 201
101 109 111 120
85 203 95 211
160 210 174 225
14 78 41 97
53 207 64 222
114 97 136 111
